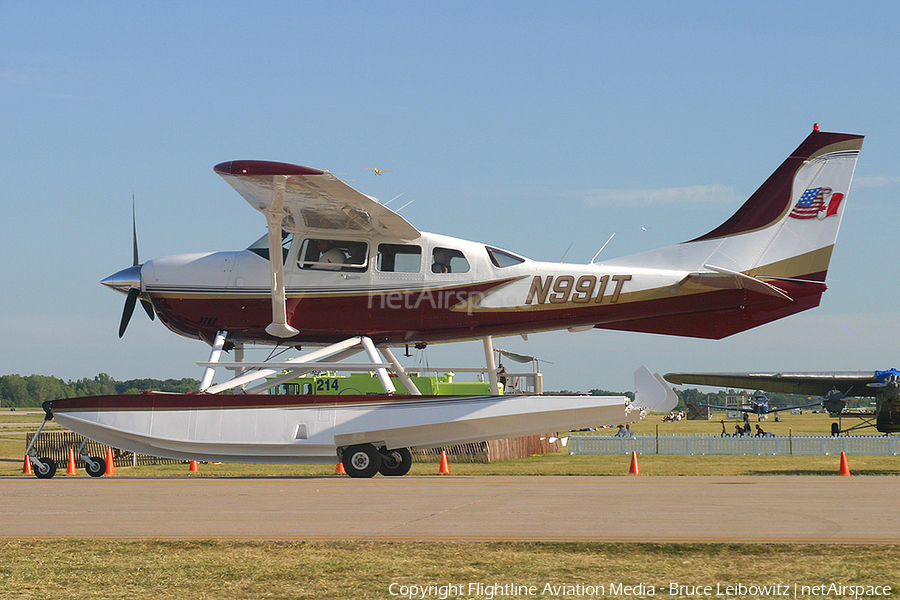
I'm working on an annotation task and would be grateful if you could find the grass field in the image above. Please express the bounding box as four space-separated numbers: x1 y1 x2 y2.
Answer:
0 541 897 599
2 409 898 598
620 409 869 437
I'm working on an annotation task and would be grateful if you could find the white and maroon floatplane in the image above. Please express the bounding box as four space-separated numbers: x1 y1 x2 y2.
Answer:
29 126 861 478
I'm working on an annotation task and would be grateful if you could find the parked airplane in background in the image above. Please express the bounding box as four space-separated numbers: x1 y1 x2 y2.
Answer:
35 126 864 478
664 369 900 433
698 392 822 418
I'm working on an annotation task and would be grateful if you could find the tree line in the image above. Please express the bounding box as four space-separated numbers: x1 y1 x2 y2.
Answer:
552 387 811 410
0 373 200 408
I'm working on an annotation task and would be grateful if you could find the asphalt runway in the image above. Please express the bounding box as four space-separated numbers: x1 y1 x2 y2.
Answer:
2 475 897 543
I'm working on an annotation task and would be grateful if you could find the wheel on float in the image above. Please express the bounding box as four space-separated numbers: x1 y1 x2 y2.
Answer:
379 447 412 477
33 458 57 479
85 456 106 478
342 443 381 478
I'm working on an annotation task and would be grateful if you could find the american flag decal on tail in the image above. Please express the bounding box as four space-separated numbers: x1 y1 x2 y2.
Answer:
789 187 844 219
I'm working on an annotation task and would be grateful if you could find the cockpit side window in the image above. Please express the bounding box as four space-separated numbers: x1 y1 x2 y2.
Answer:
377 244 421 273
486 246 526 268
432 247 469 274
298 239 368 271
247 232 293 263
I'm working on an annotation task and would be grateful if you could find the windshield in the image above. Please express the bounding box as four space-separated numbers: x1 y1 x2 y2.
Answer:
247 232 293 261
486 246 526 267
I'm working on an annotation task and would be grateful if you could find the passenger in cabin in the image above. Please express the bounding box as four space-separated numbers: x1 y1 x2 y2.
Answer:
432 248 451 273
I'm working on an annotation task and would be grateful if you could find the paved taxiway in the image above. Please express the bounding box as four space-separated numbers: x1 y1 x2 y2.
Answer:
2 476 897 543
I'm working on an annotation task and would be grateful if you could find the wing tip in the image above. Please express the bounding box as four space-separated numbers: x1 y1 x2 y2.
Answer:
214 160 325 177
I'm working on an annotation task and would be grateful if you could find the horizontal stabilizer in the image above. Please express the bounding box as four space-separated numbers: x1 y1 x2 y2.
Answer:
679 264 793 301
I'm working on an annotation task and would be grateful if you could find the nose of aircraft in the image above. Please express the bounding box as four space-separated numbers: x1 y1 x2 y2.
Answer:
102 264 154 337
101 264 142 295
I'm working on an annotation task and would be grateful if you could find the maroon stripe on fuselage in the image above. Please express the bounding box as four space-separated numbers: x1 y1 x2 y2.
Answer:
595 279 825 339
149 274 823 344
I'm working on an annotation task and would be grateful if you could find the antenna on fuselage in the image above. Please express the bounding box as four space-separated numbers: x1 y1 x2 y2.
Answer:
590 232 616 264
395 199 416 212
558 241 574 263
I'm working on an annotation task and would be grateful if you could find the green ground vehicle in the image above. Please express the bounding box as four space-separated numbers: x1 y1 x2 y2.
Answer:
269 371 502 396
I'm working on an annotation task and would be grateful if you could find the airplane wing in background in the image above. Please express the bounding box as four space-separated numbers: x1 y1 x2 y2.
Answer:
664 372 881 398
698 401 823 413
698 402 743 411
214 160 421 240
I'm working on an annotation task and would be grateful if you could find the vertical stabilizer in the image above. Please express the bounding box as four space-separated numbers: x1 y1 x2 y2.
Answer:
597 127 863 339
687 128 863 282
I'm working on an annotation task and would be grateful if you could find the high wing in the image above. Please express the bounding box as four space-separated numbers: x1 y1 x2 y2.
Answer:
664 372 881 398
213 161 421 337
214 160 420 240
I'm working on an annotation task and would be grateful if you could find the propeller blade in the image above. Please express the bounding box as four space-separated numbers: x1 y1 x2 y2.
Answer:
119 288 140 338
132 193 140 267
140 298 155 321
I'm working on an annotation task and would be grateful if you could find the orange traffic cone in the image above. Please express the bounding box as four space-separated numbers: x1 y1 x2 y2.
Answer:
189 460 199 472
23 456 33 475
839 452 851 476
438 450 450 474
335 462 346 475
104 448 115 476
629 451 640 475
66 449 77 475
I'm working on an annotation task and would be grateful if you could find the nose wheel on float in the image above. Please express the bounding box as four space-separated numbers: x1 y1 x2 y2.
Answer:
339 444 413 478
24 403 57 479
25 402 108 479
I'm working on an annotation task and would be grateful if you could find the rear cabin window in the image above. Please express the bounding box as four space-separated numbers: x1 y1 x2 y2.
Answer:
486 246 526 268
377 244 422 273
298 239 368 272
431 247 469 274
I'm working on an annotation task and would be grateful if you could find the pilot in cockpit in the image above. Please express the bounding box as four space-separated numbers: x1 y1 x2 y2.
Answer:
316 240 346 270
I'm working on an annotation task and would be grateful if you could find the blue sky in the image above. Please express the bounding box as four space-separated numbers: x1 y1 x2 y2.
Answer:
2 1 899 393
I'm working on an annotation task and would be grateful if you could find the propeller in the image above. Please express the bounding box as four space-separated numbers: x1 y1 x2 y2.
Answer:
821 389 848 415
119 288 141 338
105 195 155 338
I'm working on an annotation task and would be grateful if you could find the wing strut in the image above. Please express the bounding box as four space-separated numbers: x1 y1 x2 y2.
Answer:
264 176 299 338
483 336 500 395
